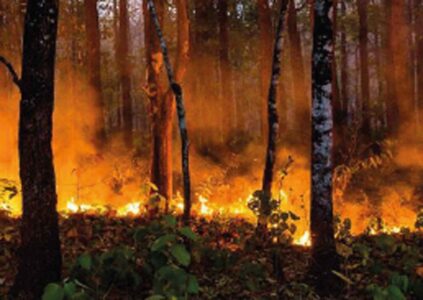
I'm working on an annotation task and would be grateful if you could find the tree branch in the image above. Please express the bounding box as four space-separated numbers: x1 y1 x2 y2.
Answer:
0 56 21 89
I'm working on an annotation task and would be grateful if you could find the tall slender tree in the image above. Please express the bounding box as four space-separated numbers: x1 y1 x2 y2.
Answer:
84 0 106 146
4 0 62 298
415 0 423 130
119 0 133 148
259 0 289 228
287 0 308 138
358 0 371 135
217 0 235 140
257 0 273 140
310 0 340 295
388 0 414 134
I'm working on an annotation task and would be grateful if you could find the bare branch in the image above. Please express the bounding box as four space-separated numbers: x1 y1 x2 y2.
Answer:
0 56 21 89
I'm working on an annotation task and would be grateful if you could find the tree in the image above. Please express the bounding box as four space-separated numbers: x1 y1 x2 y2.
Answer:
358 0 371 135
146 0 191 223
118 0 133 148
387 0 414 134
287 0 309 140
309 0 340 295
259 0 289 228
217 0 235 141
4 0 62 298
415 0 423 130
257 0 273 140
84 0 106 146
144 0 190 213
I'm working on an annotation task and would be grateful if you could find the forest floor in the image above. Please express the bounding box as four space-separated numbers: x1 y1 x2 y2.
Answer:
0 213 422 299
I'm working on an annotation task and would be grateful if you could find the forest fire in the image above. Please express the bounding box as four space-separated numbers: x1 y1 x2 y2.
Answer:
1 0 422 298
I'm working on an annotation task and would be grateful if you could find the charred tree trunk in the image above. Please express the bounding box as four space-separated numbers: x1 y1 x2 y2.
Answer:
259 0 289 227
146 0 191 223
119 0 133 148
258 0 273 140
358 0 371 136
309 0 340 295
287 0 309 140
84 0 106 146
9 0 61 298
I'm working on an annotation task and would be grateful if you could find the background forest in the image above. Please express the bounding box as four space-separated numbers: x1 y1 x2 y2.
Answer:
0 0 422 299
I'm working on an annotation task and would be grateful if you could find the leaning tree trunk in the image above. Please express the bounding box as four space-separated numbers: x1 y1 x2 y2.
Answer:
84 0 106 147
258 0 289 228
119 0 133 148
358 0 371 136
309 0 340 296
9 0 62 298
146 0 191 223
145 0 190 214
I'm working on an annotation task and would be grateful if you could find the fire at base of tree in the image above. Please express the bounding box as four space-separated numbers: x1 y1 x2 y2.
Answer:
0 0 423 299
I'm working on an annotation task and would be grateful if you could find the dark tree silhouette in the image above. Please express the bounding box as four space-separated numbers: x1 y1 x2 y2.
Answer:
309 0 340 295
7 0 62 298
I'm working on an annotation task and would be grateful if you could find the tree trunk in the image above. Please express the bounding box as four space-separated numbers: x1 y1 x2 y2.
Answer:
84 0 106 146
119 0 133 148
217 0 235 141
358 0 371 136
415 0 423 129
259 0 289 227
287 0 309 140
388 0 414 134
145 0 189 213
10 0 61 298
257 0 273 140
309 0 340 295
340 0 348 112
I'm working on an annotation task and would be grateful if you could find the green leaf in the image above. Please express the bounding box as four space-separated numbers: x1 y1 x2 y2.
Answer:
77 253 92 271
151 234 177 251
386 285 406 300
133 227 149 243
63 281 77 297
145 295 166 300
390 273 409 292
170 244 191 266
187 275 199 294
163 215 177 228
42 283 65 300
178 227 198 241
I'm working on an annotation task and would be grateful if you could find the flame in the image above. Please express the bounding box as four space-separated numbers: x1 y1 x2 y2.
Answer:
117 201 142 216
294 230 311 247
198 195 212 215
